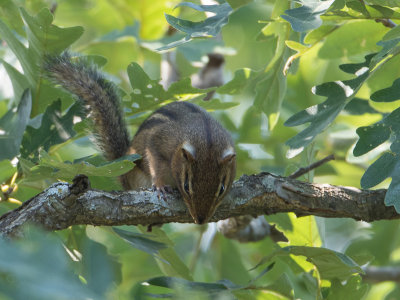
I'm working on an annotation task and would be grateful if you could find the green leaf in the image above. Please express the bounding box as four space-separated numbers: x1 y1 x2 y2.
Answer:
285 246 363 280
20 8 84 55
261 273 293 299
159 2 233 50
361 152 400 192
366 0 400 8
0 59 30 104
0 15 32 81
113 227 168 257
343 98 379 115
327 276 368 300
382 24 400 42
285 54 376 158
22 150 137 183
217 68 255 95
126 62 171 114
280 214 321 247
367 4 400 19
346 1 370 17
353 102 400 154
255 21 290 130
370 77 400 102
281 0 334 32
143 266 279 298
0 227 95 299
0 0 24 36
226 0 252 9
126 63 236 115
354 123 390 157
82 238 121 296
167 77 209 99
0 0 24 35
254 58 287 130
358 117 400 211
138 226 193 281
304 25 338 44
318 21 386 59
0 89 32 160
0 160 16 183
0 8 84 116
285 40 309 53
21 100 83 160
81 38 139 74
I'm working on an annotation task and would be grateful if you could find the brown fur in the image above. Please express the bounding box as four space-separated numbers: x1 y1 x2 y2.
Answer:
125 102 236 224
45 53 236 224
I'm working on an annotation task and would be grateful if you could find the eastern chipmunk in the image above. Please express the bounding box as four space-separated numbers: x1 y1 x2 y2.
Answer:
45 52 236 224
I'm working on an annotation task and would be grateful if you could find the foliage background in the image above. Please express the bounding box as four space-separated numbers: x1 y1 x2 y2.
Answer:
1 0 400 299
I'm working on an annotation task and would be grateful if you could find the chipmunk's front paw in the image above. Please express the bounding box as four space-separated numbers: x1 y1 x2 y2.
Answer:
152 184 173 200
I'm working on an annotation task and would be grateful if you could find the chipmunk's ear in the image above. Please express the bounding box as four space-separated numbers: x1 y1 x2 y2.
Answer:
182 141 196 162
220 147 236 164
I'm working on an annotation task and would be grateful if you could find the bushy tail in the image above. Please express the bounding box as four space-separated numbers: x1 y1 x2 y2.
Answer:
44 52 130 160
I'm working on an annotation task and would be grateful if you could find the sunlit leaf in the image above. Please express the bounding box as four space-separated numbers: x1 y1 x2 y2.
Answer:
304 25 338 44
0 160 16 183
0 7 83 115
281 0 334 32
20 8 84 55
0 0 24 35
365 0 400 7
318 21 386 59
285 246 363 280
327 276 368 300
226 0 252 9
0 59 30 103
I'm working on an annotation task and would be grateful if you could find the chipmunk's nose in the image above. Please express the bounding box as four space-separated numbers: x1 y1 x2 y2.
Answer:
196 216 206 225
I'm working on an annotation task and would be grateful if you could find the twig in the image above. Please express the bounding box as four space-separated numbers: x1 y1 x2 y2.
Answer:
362 266 400 283
375 19 396 29
288 154 335 179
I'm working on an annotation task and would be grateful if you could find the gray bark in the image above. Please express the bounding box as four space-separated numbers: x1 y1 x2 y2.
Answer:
0 172 393 237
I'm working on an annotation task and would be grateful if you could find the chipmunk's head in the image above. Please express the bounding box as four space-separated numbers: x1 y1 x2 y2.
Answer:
172 142 236 224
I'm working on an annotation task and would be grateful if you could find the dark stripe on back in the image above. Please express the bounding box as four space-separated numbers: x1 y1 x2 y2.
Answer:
201 113 212 149
137 118 166 132
157 107 179 121
181 101 201 113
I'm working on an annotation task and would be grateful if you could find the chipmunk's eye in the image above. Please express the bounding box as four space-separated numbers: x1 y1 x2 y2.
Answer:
184 173 190 194
219 181 225 197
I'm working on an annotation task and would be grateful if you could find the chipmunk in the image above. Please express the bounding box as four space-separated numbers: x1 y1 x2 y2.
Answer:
44 52 236 224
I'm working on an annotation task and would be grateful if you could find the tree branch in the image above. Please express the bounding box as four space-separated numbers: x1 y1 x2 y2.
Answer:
0 172 394 237
362 266 400 283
